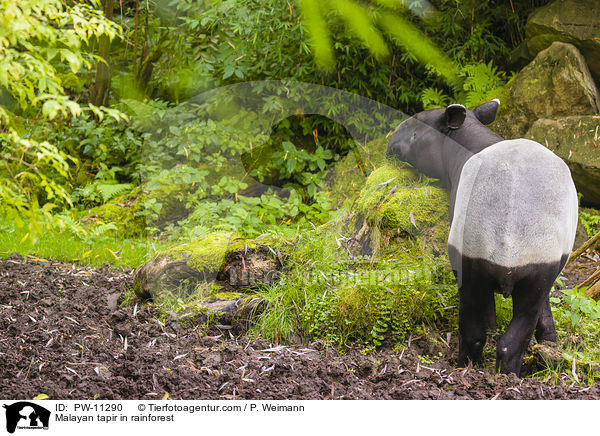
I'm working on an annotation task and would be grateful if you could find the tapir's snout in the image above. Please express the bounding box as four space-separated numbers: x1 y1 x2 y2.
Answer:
385 142 394 158
386 128 404 160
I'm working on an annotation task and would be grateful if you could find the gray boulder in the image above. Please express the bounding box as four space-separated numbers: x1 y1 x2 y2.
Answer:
493 42 600 139
526 115 600 206
526 0 600 84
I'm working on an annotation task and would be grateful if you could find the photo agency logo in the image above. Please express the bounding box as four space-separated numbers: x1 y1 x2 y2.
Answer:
2 402 50 434
137 80 408 290
135 79 471 298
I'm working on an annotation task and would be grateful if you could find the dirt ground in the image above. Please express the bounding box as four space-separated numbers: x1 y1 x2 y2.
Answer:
1 252 599 400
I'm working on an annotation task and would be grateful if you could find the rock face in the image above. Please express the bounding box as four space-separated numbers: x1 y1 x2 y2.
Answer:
493 42 600 139
526 116 600 206
526 0 600 84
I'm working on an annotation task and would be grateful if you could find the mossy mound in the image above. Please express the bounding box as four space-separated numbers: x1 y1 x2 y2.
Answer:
357 165 449 234
165 232 256 274
80 193 146 237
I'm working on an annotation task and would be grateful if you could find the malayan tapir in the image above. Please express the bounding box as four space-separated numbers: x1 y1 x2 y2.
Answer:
386 100 578 375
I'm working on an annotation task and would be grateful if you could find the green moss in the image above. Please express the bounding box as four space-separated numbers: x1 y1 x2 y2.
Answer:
362 164 419 188
165 232 256 273
209 291 246 301
358 165 449 233
85 198 146 237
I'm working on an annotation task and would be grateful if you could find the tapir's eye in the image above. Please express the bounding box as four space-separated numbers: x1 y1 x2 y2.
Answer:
411 133 417 141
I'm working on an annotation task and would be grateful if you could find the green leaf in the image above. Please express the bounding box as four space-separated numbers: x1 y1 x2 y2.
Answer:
60 49 82 73
286 157 297 174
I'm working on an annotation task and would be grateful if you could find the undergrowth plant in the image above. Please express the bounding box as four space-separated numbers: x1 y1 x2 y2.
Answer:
255 224 457 348
526 285 600 383
580 208 600 237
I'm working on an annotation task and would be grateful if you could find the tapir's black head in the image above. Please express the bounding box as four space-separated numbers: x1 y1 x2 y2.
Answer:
386 100 501 178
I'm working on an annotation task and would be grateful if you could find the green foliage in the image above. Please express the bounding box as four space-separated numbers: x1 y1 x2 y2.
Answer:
56 115 142 181
555 287 600 330
420 87 450 110
0 132 75 211
0 0 120 124
0 0 126 239
421 61 511 109
299 0 458 83
580 208 600 238
457 61 511 107
532 287 600 383
251 141 333 200
73 183 135 206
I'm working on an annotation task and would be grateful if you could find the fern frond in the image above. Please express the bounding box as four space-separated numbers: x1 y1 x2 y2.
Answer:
420 87 449 110
95 183 134 203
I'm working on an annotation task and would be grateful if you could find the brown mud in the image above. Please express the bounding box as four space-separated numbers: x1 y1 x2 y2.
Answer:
1 253 599 400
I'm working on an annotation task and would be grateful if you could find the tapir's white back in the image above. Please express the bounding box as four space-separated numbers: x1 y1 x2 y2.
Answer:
448 139 578 268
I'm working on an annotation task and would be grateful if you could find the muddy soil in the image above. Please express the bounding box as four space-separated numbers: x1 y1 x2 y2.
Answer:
1 253 599 400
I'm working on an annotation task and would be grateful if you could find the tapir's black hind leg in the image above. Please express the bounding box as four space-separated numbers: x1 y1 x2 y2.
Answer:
485 291 497 333
535 295 557 343
458 286 493 366
496 278 550 374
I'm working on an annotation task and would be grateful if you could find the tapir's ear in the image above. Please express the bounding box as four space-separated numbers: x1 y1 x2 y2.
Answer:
444 104 466 129
472 99 500 125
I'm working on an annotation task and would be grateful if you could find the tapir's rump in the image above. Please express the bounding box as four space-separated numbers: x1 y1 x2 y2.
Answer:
448 139 578 270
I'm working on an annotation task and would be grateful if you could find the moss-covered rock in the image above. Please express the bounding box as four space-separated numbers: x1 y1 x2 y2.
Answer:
133 232 281 331
323 164 450 260
81 193 147 237
357 165 449 234
164 232 255 274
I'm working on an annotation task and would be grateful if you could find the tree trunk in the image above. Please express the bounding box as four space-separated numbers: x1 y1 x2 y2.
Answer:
89 0 115 107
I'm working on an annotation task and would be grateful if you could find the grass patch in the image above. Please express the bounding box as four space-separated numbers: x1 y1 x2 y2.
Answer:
0 215 163 268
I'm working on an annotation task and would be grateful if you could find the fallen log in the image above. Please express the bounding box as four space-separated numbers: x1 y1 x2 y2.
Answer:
580 267 600 289
567 228 600 266
585 279 600 300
